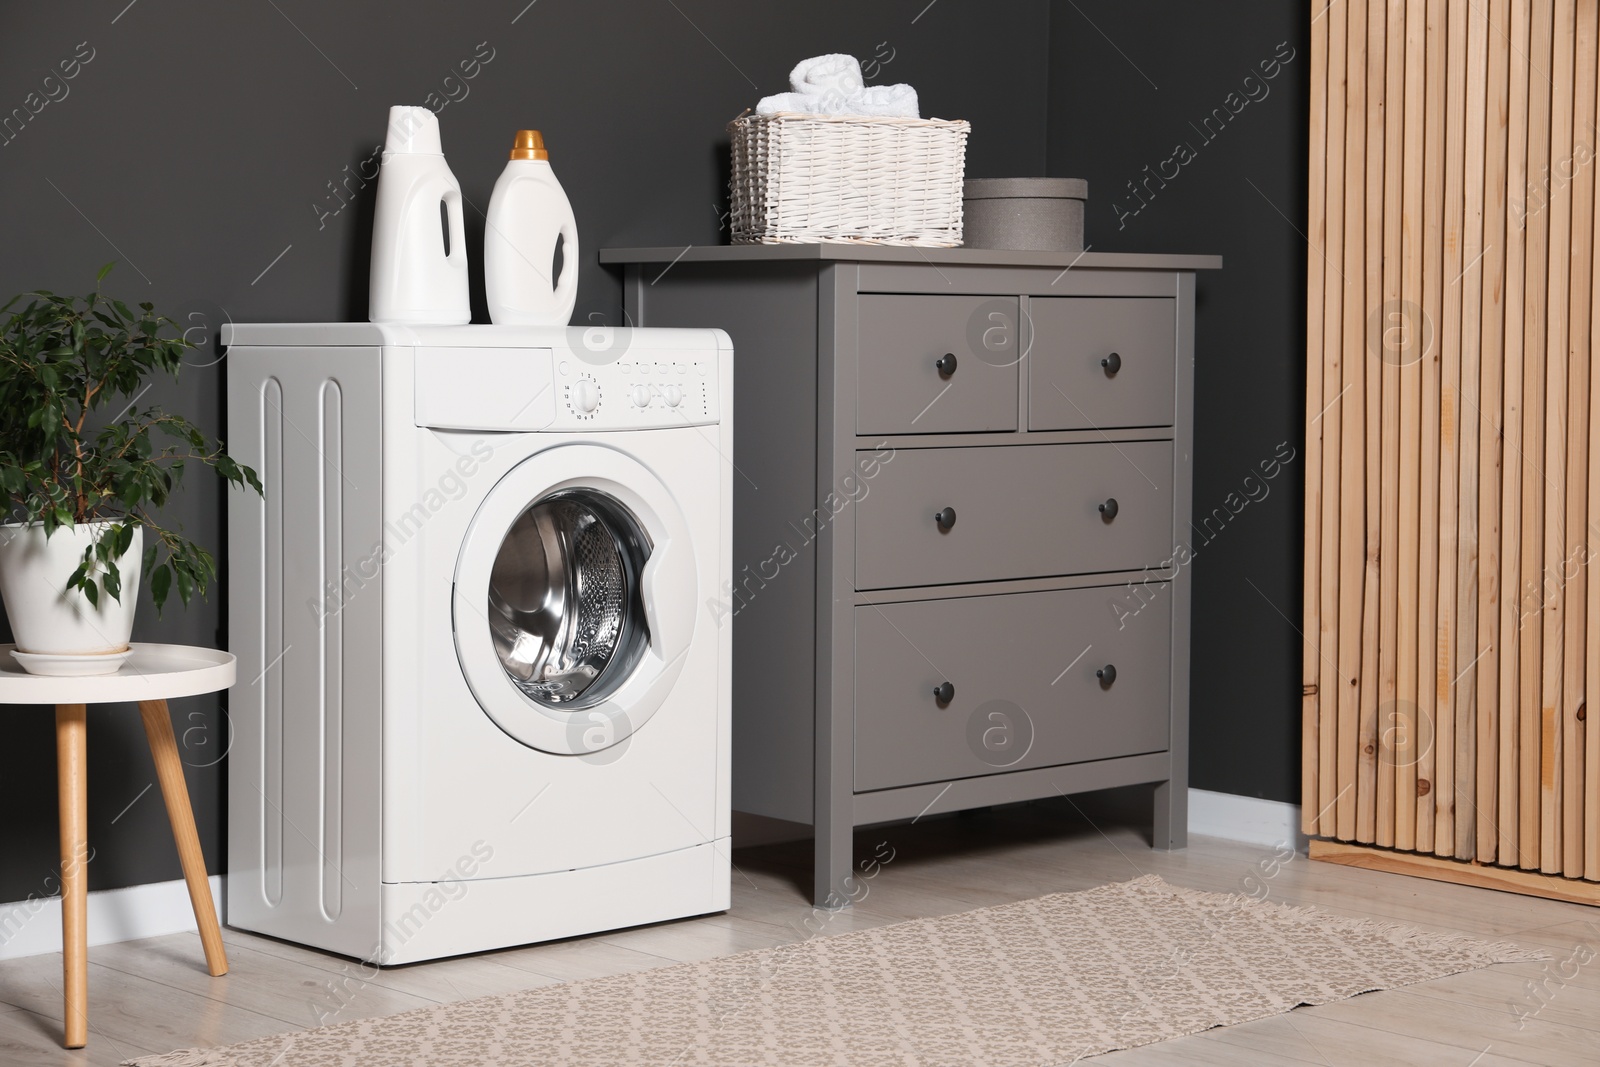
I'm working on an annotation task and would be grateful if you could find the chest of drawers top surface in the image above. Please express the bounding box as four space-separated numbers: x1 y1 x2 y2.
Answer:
601 245 1221 271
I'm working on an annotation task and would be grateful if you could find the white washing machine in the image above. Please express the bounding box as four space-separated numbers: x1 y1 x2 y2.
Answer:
221 322 731 964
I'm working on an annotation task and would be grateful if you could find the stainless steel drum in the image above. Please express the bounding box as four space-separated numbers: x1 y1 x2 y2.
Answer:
486 490 651 708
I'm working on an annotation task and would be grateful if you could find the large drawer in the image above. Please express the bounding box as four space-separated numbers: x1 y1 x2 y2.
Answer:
855 441 1174 590
1028 297 1175 430
858 295 1019 435
854 587 1172 791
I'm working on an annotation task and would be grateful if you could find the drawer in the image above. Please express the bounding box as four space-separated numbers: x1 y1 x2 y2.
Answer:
854 587 1172 791
855 442 1173 590
1028 297 1175 430
858 295 1020 435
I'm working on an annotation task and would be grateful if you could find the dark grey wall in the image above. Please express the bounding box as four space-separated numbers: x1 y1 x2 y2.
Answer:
0 1 1050 902
1047 1 1311 802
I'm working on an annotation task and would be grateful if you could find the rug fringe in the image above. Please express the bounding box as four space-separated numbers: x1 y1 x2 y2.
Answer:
1123 873 1548 965
120 1049 238 1067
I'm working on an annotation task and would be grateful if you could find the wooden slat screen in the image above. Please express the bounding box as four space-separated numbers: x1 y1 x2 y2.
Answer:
1303 0 1600 885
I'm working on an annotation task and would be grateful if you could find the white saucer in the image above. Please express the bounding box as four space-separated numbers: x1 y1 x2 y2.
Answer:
10 648 135 677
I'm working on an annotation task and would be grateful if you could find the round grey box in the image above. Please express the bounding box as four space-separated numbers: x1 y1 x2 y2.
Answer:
961 178 1088 252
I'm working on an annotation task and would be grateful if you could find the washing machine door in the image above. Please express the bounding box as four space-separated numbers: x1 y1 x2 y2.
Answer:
453 444 698 754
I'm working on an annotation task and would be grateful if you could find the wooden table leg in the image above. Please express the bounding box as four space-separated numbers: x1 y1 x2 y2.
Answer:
137 699 229 977
55 703 88 1050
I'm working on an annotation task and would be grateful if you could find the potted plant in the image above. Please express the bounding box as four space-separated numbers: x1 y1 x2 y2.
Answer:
0 264 261 676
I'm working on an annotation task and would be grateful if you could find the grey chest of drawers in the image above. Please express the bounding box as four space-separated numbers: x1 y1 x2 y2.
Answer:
604 245 1221 905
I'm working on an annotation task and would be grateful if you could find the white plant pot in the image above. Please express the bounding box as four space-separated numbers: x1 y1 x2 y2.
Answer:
0 520 143 675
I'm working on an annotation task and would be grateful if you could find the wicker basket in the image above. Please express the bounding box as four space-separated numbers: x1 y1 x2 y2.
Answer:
727 112 970 246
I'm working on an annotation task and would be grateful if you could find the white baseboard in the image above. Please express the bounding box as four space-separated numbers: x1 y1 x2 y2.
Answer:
0 874 222 961
1188 788 1305 850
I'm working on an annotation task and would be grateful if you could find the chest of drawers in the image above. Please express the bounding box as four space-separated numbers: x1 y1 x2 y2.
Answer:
604 245 1219 905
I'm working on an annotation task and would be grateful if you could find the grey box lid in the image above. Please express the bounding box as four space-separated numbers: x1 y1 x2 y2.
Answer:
964 177 1088 200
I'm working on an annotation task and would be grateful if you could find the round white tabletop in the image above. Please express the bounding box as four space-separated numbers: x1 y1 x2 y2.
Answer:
0 643 236 705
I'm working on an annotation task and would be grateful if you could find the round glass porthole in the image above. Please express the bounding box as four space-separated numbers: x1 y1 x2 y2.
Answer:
485 490 652 710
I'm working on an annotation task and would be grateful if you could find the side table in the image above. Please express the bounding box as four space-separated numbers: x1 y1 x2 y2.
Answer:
0 642 234 1049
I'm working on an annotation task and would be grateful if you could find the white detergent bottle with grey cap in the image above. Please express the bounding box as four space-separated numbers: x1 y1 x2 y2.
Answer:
484 130 579 326
369 105 471 324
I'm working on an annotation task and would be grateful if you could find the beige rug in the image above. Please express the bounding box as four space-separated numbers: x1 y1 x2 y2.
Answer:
127 874 1539 1066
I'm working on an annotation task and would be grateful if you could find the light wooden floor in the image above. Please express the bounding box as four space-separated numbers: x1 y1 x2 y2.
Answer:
1 798 1596 1066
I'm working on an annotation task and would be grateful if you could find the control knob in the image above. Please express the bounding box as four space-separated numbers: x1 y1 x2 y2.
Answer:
570 378 600 414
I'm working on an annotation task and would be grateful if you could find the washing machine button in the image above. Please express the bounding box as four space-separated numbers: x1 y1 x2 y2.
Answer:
631 384 651 408
663 384 683 408
570 378 600 414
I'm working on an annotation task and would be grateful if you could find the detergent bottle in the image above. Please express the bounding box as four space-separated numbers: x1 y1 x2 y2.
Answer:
484 130 580 326
368 105 471 324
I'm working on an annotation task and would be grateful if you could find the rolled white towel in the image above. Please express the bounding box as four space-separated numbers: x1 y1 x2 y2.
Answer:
755 76 921 119
789 53 864 96
756 91 819 116
843 83 920 118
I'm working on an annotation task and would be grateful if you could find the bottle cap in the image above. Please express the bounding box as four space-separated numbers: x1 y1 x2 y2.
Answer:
510 130 548 161
385 106 443 155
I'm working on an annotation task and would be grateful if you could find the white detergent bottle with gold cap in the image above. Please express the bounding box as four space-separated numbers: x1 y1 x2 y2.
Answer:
369 105 471 324
484 130 580 326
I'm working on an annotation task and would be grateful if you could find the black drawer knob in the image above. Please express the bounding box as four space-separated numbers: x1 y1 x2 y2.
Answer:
1097 664 1117 687
1101 351 1122 375
933 681 955 704
1098 498 1119 521
934 506 957 531
935 352 958 377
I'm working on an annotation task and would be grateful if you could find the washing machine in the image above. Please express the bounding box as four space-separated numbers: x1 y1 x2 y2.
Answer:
221 322 731 964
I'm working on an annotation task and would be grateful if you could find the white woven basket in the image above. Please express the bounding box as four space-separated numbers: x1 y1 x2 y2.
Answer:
727 112 970 246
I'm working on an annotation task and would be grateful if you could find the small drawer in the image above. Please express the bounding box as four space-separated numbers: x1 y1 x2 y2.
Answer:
855 442 1173 590
858 295 1020 435
1028 297 1175 430
854 586 1172 791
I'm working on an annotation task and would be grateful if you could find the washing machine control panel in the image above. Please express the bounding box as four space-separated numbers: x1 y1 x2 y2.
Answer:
554 353 718 429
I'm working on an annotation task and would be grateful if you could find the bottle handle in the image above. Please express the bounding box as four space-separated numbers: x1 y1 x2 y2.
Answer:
443 187 468 266
552 213 579 321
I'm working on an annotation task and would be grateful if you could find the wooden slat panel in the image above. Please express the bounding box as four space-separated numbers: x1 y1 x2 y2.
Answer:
1306 0 1600 890
1433 0 1469 856
1415 0 1448 853
1454 0 1491 861
1476 0 1512 865
1519 0 1554 871
1321 0 1352 840
1357 0 1389 845
1588 0 1600 885
1377 0 1409 849
1497 0 1534 867
1337 0 1371 843
1303 0 1333 838
1559 0 1594 880
1539 0 1577 875
1395 0 1429 851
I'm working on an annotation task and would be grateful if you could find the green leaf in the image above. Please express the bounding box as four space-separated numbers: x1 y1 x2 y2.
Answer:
82 580 98 608
175 564 194 605
96 262 114 282
150 563 171 611
103 561 121 603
